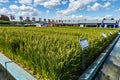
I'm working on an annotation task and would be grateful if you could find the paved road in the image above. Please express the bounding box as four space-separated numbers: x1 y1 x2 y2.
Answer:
95 38 120 80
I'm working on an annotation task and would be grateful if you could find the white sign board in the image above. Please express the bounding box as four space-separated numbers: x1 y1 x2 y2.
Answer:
80 38 89 50
104 24 107 28
119 22 120 27
80 25 84 27
36 24 41 27
102 33 107 38
109 32 113 35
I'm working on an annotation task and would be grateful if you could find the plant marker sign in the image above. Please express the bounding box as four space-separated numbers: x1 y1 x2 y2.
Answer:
80 38 89 50
102 33 107 38
80 38 89 69
109 32 113 35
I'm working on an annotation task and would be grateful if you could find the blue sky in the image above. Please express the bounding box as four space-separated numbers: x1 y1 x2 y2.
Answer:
0 0 120 20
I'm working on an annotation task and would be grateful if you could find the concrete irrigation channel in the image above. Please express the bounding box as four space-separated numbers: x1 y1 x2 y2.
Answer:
0 64 15 80
95 35 120 80
78 33 120 80
0 53 36 80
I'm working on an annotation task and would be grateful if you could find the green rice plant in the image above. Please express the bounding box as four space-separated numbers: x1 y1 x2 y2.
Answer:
0 26 118 80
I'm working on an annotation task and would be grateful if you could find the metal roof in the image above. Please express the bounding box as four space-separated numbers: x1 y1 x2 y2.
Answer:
79 20 102 23
103 20 117 23
63 20 118 24
63 20 102 24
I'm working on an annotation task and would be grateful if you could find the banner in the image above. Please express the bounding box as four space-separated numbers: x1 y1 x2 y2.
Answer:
48 19 50 22
44 18 46 22
32 17 36 21
19 16 23 21
10 15 15 20
52 19 54 22
39 18 41 22
26 17 30 20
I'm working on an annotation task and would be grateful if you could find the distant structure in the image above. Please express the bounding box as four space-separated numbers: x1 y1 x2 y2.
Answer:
0 15 10 21
62 19 120 28
0 14 120 28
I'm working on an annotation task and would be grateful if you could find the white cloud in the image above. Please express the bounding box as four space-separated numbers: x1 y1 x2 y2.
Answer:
34 0 46 3
103 2 111 8
0 8 8 15
61 0 67 5
55 14 101 20
87 2 111 11
57 0 95 15
0 0 8 3
34 0 61 8
55 14 117 21
104 14 113 19
46 10 50 15
9 4 41 16
14 0 18 3
87 2 102 11
102 0 116 2
18 0 32 4
9 5 19 10
115 8 120 12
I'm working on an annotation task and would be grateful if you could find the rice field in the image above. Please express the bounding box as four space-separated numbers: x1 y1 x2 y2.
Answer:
0 26 118 80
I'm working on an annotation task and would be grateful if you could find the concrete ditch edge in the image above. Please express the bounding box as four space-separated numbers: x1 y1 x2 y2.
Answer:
0 53 37 80
78 34 120 80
